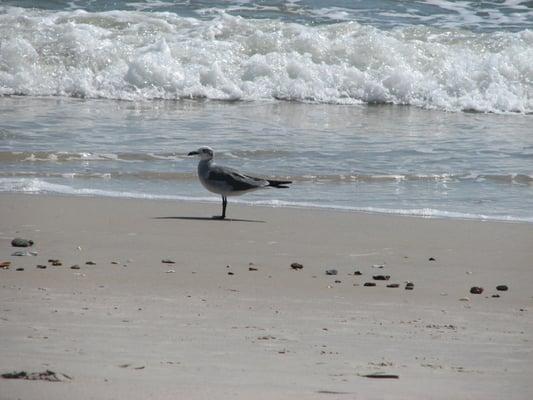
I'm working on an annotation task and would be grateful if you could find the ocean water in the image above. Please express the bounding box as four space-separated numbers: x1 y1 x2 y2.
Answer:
0 1 532 221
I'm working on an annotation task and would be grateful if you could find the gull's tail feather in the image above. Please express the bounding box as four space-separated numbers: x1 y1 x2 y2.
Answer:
267 179 292 189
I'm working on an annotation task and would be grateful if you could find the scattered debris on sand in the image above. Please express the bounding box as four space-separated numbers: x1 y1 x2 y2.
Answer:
1 370 72 382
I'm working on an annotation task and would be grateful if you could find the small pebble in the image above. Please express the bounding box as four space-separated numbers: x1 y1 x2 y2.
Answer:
405 282 414 290
353 271 362 276
496 285 508 291
470 286 484 294
16 267 24 271
0 261 11 269
373 275 390 281
11 238 34 247
459 297 470 302
428 257 436 261
70 265 80 270
161 259 175 264
248 267 258 271
386 283 399 288
334 280 341 284
36 265 47 269
111 261 119 265
325 269 338 276
491 294 500 298
290 262 303 270
363 282 376 287
227 272 234 276
85 261 96 265
51 261 62 266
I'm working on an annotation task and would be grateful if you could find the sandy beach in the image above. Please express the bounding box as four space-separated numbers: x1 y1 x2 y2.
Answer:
1 194 532 399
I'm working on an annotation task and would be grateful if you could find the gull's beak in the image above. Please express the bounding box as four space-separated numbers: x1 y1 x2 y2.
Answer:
187 151 199 156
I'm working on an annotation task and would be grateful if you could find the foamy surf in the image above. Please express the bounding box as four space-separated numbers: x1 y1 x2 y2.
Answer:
1 6 532 113
1 177 532 223
0 178 533 222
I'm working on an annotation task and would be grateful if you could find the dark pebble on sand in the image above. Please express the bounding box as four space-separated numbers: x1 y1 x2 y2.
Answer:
492 294 500 298
496 285 508 291
11 238 34 247
248 267 258 271
16 268 24 271
70 265 80 270
362 373 399 379
36 265 47 269
334 280 341 283
290 263 303 270
386 283 400 288
429 257 436 261
373 275 390 281
227 272 234 275
161 259 175 264
353 271 362 276
325 269 338 276
405 282 414 290
85 261 96 265
470 286 484 294
363 282 376 287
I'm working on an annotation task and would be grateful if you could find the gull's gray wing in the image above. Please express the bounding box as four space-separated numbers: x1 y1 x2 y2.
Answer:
207 165 267 191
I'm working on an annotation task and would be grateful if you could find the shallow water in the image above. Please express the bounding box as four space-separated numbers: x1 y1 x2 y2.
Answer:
1 97 532 222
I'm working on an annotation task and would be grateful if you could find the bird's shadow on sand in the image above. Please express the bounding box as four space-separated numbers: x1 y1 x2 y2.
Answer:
153 216 266 223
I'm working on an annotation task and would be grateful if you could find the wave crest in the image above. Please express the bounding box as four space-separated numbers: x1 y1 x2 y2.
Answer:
1 7 532 112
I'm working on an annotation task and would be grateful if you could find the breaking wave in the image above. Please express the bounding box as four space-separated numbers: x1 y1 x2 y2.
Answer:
1 6 532 113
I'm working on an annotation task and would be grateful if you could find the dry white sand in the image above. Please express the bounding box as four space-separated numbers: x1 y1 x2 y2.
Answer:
1 194 532 399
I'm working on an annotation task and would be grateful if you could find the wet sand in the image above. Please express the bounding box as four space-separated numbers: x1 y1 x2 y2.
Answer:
1 194 532 399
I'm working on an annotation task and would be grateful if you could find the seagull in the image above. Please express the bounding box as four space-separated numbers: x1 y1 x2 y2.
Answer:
188 146 291 219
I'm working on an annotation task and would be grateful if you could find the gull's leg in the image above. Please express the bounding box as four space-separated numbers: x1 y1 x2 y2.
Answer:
222 196 227 219
214 195 227 220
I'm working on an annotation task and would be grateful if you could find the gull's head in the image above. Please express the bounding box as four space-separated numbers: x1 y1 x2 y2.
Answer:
188 146 214 161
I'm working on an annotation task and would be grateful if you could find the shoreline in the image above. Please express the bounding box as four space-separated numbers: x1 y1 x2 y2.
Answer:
1 192 531 224
1 193 532 399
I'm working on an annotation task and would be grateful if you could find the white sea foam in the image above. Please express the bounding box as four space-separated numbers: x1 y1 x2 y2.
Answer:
1 177 531 223
1 6 531 113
